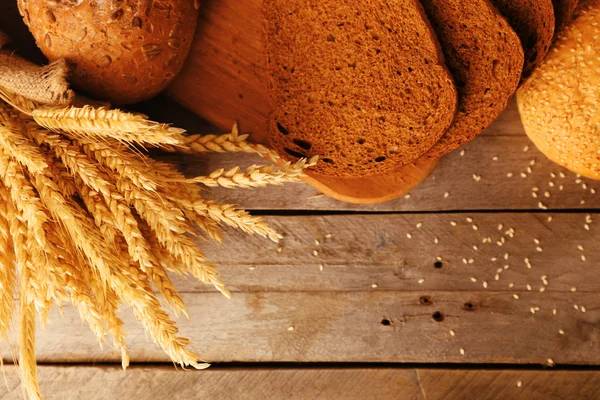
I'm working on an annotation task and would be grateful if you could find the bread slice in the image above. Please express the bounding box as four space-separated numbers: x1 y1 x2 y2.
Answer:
420 0 524 158
517 0 600 179
490 0 555 80
553 0 579 33
263 0 457 178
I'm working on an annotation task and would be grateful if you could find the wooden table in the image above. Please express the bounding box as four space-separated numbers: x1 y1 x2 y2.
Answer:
2 4 600 400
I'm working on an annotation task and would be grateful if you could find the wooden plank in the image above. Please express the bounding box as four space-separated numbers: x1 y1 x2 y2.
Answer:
2 290 599 365
175 134 600 211
1 366 600 400
167 213 600 294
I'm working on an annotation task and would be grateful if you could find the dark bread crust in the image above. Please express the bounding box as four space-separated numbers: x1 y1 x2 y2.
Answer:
490 0 555 80
422 0 524 158
553 0 579 33
264 0 457 178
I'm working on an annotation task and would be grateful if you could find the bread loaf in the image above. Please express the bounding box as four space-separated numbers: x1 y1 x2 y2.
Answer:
420 0 524 158
18 0 199 104
264 0 457 178
490 0 555 80
517 0 600 179
552 0 579 33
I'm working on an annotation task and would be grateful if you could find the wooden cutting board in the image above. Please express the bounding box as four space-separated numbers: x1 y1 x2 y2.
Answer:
166 0 439 204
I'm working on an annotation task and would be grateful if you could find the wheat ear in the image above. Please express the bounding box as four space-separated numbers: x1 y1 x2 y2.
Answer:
19 294 42 400
0 151 48 247
0 187 16 340
0 87 39 114
32 105 186 146
0 104 48 173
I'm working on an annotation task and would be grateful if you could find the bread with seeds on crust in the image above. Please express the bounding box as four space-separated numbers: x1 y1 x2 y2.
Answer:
517 0 600 179
552 0 579 33
264 0 457 178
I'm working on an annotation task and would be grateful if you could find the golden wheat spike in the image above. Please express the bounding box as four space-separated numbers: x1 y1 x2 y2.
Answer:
32 105 186 147
0 187 16 340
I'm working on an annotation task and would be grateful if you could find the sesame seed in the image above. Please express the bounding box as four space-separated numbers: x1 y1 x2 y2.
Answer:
450 221 457 226
581 306 587 313
534 238 540 244
539 287 546 292
513 294 519 299
517 381 523 388
559 329 565 335
495 274 500 281
434 237 439 244
559 185 564 191
509 283 515 288
578 245 584 251
472 174 481 182
576 178 582 184
466 217 473 223
371 283 378 288
404 194 411 199
544 191 550 198
504 253 509 260
493 156 499 161
547 359 555 367
571 287 577 292
416 223 423 228
460 348 465 355
503 265 510 270
483 281 488 288
581 255 587 262
436 256 443 261
450 330 455 336
491 257 498 262
523 146 529 152
530 307 536 314
460 149 466 156
468 258 474 264
553 308 558 316
585 224 590 231
547 216 553 222
462 258 468 264
288 326 295 331
536 247 543 252
472 225 478 231
472 245 478 251
581 200 586 205
471 277 477 283
527 284 532 291
550 172 556 178
319 264 324 272
549 182 555 187
507 172 514 178
444 192 449 199
574 304 579 310
520 172 527 178
277 246 283 253
532 187 539 192
583 183 588 189
532 192 538 198
592 188 597 194
418 279 425 284
315 239 320 246
531 160 536 166
249 266 256 271
527 167 533 173
407 233 412 239
497 268 504 273
325 233 333 238
313 250 319 256
559 172 566 178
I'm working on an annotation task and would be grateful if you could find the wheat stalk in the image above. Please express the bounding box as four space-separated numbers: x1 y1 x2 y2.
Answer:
19 294 42 400
0 187 16 340
32 105 186 147
0 105 48 173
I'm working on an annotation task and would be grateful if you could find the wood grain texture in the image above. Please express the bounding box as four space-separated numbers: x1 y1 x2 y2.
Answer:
1 213 599 365
2 366 599 400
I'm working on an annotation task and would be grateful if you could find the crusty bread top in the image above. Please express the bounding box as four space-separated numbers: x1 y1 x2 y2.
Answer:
421 0 524 158
517 0 600 178
552 0 579 33
264 0 457 178
490 0 555 80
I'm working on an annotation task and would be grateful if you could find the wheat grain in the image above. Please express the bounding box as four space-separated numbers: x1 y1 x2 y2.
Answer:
0 87 40 114
75 179 118 245
32 105 185 146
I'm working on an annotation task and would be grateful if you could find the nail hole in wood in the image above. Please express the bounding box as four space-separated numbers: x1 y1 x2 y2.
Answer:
434 261 443 269
381 318 391 326
463 302 477 311
419 296 432 305
432 311 445 322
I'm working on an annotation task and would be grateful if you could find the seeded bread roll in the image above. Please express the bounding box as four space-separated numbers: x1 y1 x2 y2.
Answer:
18 0 199 104
490 0 555 80
517 0 600 179
264 0 457 178
421 0 524 158
553 0 579 33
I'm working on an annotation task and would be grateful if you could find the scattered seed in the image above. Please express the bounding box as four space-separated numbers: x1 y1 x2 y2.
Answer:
315 239 320 246
547 359 555 367
513 294 520 299
493 156 499 161
460 150 466 156
325 233 333 239
471 277 477 283
553 308 557 315
509 283 515 288
581 306 587 313
277 246 283 253
527 167 533 174
530 307 536 314
532 192 538 198
450 330 455 336
584 224 590 231
578 245 584 251
460 348 465 356
547 216 553 222
523 146 529 152
536 247 543 252
416 223 423 228
450 221 457 226
539 287 546 292
468 259 474 264
507 172 514 178
491 257 498 262
559 172 566 178
544 191 550 198
472 245 478 251
559 329 565 335
526 284 532 291
319 264 324 272
434 237 439 244
549 182 555 187
574 304 579 310
494 274 500 281
404 194 411 199
371 283 378 289
581 200 586 205
559 185 564 191
288 326 295 331
249 266 256 271
532 187 539 192
444 192 449 199
436 256 443 261
520 172 527 178
472 225 478 231
571 287 577 292
504 253 509 260
581 255 587 262
418 279 425 284
483 281 488 289
406 233 412 239
517 381 523 388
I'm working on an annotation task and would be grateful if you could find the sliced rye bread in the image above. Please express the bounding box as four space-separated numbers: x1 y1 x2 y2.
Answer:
263 0 457 178
490 0 555 80
553 0 579 33
420 0 524 158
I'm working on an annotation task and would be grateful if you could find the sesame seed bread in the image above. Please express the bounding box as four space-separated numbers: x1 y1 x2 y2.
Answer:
264 0 458 178
420 0 524 158
490 0 555 80
553 0 579 33
517 0 600 179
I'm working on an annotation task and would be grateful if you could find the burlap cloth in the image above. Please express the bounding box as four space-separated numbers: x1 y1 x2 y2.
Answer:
0 29 73 107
